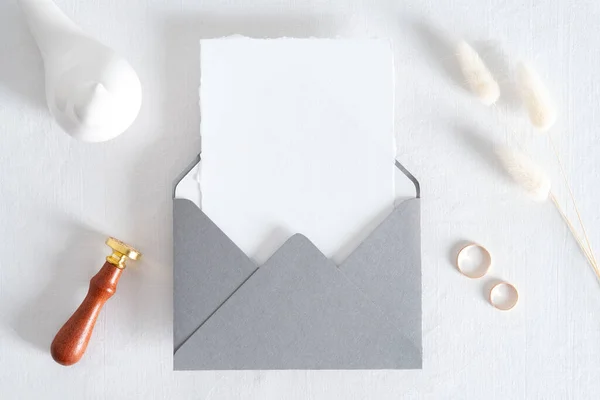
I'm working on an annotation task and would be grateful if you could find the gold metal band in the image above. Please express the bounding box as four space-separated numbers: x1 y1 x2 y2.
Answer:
455 243 492 279
489 282 519 311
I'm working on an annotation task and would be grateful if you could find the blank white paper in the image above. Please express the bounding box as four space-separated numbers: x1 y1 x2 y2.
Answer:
200 38 395 265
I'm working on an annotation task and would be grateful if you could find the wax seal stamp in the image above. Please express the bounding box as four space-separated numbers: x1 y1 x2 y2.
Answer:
50 237 141 366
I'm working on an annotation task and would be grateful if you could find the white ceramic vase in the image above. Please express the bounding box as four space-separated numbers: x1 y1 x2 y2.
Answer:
18 0 142 142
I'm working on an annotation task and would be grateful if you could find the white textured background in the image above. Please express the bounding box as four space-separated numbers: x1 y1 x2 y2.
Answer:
2 0 600 398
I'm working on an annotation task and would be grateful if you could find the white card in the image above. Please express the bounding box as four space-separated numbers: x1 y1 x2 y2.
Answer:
199 38 396 265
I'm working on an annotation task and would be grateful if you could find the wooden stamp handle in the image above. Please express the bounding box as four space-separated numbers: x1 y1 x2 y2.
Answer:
50 262 123 366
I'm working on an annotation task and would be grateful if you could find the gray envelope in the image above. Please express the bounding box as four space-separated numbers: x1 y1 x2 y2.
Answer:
173 156 422 370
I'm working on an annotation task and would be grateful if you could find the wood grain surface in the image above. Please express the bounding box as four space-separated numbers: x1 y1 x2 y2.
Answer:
2 0 600 398
51 262 123 366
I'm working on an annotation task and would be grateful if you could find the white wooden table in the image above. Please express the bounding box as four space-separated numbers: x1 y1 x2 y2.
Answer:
2 0 600 398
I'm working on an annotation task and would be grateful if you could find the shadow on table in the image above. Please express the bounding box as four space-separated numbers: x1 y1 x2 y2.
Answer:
0 2 46 110
13 221 106 352
410 20 520 110
454 124 504 174
410 20 465 91
448 239 473 273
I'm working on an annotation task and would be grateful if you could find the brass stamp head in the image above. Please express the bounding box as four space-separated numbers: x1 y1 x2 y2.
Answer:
105 237 141 269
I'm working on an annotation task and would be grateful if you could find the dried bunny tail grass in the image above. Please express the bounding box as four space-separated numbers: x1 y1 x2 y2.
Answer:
517 62 556 131
456 40 500 106
496 146 551 202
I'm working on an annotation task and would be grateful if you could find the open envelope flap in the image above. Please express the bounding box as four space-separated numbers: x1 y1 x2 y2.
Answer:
173 198 258 351
173 156 422 369
174 233 421 370
340 198 421 359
